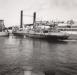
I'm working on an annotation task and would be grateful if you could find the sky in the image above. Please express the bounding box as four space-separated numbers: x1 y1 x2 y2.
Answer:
0 0 77 27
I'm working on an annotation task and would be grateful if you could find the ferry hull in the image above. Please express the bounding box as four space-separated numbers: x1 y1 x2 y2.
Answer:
25 33 68 40
13 31 69 40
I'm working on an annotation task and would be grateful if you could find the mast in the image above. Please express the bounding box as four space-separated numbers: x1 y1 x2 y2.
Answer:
20 10 23 28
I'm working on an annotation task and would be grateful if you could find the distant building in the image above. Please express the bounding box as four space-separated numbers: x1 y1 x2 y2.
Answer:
0 20 5 31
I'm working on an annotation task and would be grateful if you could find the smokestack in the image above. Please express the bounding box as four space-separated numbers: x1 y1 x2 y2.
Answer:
33 12 36 24
20 10 23 28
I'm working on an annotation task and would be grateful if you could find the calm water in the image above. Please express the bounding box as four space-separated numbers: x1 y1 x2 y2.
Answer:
0 35 77 75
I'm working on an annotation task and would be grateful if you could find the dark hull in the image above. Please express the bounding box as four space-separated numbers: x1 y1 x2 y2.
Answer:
27 33 68 40
13 32 68 41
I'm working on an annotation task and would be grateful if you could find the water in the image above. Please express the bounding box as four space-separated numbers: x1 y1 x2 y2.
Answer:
0 35 77 75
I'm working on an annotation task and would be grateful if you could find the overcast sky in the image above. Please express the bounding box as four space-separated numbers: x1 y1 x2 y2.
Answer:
0 0 77 27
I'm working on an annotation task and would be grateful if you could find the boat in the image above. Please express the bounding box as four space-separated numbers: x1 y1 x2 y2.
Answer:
58 23 77 40
12 11 69 41
13 25 69 40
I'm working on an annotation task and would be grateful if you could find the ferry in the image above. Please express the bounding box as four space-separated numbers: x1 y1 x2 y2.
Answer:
12 11 69 41
58 23 77 39
13 24 69 40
